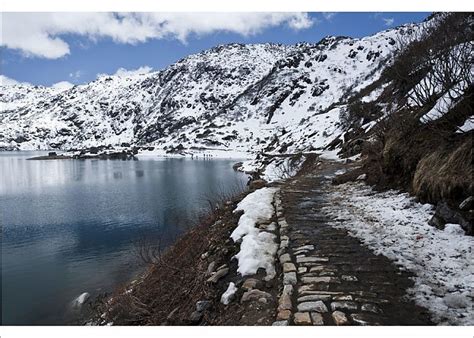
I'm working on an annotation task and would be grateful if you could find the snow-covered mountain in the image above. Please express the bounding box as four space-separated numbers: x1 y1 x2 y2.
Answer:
0 21 423 154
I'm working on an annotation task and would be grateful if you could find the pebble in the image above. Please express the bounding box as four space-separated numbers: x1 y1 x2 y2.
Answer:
331 301 358 311
297 294 332 302
279 253 291 264
332 311 349 325
242 278 260 290
361 303 383 314
272 320 288 326
296 256 329 263
277 309 292 321
283 272 297 285
297 301 328 313
301 276 340 284
241 289 272 303
310 312 324 325
342 275 358 282
294 312 312 325
278 294 292 311
206 267 229 283
196 300 211 312
283 262 296 273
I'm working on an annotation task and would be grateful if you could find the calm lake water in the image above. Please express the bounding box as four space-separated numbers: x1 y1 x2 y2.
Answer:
0 151 247 325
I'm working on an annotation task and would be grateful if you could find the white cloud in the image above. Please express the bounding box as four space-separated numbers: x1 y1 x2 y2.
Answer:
322 12 336 21
0 12 314 59
97 66 153 79
69 70 82 80
0 75 30 86
382 17 395 26
51 81 74 91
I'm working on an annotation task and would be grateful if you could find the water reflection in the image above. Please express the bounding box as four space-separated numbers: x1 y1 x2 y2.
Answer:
0 151 247 325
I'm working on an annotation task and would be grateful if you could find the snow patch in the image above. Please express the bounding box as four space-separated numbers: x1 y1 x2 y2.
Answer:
231 187 279 280
322 182 473 325
221 282 238 305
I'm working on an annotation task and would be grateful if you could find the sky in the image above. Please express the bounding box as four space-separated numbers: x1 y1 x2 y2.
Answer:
0 12 430 87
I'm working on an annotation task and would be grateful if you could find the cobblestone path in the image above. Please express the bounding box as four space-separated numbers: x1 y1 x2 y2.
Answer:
273 163 433 325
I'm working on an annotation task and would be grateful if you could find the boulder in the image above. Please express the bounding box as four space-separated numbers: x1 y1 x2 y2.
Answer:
429 201 472 235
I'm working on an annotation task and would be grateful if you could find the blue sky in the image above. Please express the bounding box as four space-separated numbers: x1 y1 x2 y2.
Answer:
1 12 430 86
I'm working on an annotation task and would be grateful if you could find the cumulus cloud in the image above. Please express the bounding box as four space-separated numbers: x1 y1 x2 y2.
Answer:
0 12 314 59
382 17 395 26
97 66 153 78
0 75 30 86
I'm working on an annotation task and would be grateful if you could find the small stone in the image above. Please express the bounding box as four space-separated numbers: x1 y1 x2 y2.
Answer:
241 289 272 303
298 267 308 274
278 294 292 311
342 275 358 282
297 256 329 263
277 310 292 321
309 266 325 272
294 312 312 325
294 245 315 251
283 262 296 273
283 272 297 285
258 297 268 304
301 276 340 284
351 313 381 325
310 312 324 325
242 278 261 290
206 267 229 283
272 320 288 326
297 294 332 302
279 253 291 264
333 295 353 301
206 261 216 276
331 301 358 311
189 311 203 324
280 240 289 249
282 284 294 296
361 303 383 314
297 301 328 313
201 252 209 260
196 300 211 312
332 311 349 325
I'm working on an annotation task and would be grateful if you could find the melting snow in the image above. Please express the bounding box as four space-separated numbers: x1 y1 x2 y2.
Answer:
322 182 473 325
231 187 279 280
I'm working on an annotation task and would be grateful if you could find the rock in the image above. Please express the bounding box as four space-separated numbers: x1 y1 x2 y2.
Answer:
196 300 212 312
283 272 297 285
297 294 332 302
459 196 473 211
72 292 90 308
206 261 216 276
331 301 358 311
241 289 272 303
277 310 292 321
189 311 203 324
311 312 324 325
293 245 315 251
278 294 292 311
301 276 340 284
232 162 243 171
206 267 229 283
242 278 261 290
350 313 381 325
283 262 296 273
294 312 312 325
429 201 472 235
332 311 349 325
282 284 293 296
279 253 291 264
333 295 353 301
298 267 308 274
361 303 382 314
341 275 358 282
272 320 289 326
296 256 329 263
356 174 366 180
297 301 328 313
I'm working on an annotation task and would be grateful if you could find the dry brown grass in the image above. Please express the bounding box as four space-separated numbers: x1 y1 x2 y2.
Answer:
413 136 473 204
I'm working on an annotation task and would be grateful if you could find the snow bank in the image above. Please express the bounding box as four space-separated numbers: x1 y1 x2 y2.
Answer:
231 187 279 280
322 182 473 325
221 282 238 305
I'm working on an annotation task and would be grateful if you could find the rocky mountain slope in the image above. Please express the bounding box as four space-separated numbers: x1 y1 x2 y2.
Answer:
0 21 421 154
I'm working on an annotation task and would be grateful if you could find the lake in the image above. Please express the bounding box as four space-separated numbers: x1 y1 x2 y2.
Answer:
0 151 247 325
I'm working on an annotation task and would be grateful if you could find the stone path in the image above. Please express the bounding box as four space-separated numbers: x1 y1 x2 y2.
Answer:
273 162 433 325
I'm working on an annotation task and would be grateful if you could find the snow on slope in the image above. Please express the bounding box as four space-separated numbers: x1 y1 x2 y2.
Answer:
0 21 425 154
